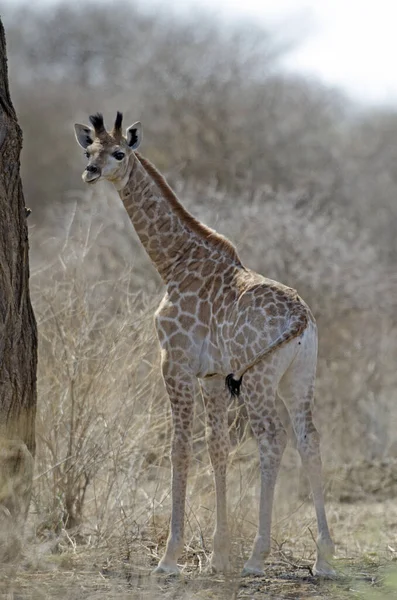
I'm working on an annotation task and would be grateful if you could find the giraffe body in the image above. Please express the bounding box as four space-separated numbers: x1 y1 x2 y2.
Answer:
155 269 309 381
74 113 335 577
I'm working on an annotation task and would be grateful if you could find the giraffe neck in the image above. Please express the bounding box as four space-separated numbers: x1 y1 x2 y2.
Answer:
118 153 243 283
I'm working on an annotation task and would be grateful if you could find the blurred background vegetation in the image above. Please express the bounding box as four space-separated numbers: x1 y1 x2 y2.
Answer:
1 1 397 589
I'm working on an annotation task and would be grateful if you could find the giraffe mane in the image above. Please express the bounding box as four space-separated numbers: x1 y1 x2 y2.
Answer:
135 152 243 266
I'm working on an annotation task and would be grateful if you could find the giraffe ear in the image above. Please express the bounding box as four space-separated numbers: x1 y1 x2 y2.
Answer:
74 123 93 149
126 121 142 150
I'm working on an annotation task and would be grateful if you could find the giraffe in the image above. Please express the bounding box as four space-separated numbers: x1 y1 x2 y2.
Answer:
73 112 335 577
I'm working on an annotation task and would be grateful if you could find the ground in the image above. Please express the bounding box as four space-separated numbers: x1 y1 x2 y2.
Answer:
2 496 397 600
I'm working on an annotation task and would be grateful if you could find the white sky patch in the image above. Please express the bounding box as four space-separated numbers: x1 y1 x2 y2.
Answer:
281 0 397 104
165 0 397 105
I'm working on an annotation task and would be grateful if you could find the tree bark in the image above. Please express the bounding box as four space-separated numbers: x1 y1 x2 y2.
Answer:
0 17 37 560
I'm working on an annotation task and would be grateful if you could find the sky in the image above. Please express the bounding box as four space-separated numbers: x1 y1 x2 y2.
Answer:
165 0 397 106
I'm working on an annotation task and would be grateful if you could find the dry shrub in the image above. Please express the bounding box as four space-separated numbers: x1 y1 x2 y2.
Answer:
30 198 164 540
24 178 397 553
0 438 34 562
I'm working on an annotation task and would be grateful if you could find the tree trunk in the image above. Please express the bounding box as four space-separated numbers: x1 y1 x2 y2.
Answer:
0 17 37 560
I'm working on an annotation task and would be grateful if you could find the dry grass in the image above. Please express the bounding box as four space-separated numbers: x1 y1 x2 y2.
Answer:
0 182 395 598
2 499 397 598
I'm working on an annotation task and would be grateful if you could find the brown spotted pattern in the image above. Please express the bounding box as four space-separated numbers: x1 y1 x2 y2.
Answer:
73 116 335 577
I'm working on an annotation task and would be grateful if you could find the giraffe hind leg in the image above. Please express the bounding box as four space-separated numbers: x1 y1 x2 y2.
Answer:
278 323 335 576
238 357 289 576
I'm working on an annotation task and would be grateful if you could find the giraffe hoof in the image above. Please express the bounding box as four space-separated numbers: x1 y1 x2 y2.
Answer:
313 539 336 578
241 565 265 577
208 556 230 574
313 563 337 578
152 563 180 576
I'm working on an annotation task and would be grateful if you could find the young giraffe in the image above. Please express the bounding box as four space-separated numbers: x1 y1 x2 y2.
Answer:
74 112 335 577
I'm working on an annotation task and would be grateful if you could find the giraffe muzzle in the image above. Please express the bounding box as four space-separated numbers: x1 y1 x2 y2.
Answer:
83 164 102 183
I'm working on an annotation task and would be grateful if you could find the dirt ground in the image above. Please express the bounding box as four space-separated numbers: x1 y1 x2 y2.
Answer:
2 497 397 600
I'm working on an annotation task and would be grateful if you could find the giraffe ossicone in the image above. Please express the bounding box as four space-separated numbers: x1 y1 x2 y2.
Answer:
74 111 335 577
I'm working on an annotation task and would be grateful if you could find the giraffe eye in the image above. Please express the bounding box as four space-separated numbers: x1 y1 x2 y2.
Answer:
113 151 125 161
84 151 89 158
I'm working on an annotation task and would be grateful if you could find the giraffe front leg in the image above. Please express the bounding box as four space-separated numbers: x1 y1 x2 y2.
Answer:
153 366 195 575
200 377 230 573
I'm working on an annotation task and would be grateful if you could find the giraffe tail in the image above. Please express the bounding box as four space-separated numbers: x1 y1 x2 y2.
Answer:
225 312 309 396
225 373 243 397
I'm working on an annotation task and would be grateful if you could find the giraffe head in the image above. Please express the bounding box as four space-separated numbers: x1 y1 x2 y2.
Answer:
74 112 142 188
